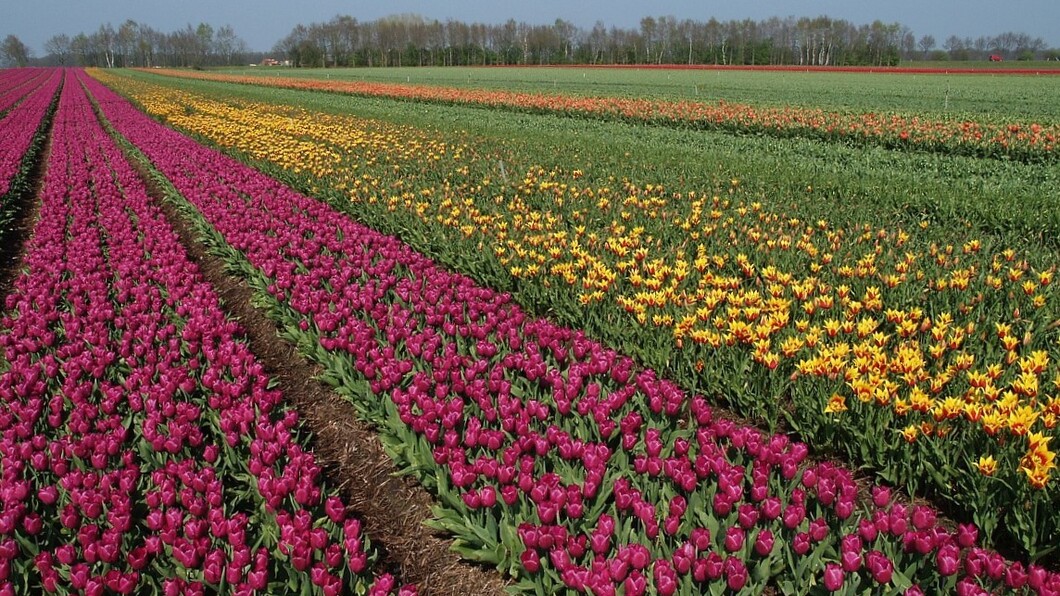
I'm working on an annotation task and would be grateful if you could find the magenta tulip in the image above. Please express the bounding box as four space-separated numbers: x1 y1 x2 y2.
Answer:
823 563 844 591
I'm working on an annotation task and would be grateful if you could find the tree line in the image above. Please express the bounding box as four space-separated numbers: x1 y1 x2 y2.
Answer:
273 14 1058 68
3 21 251 68
2 13 1057 69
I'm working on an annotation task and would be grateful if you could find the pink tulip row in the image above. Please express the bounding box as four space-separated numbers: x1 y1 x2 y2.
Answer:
0 68 62 199
0 71 413 595
85 70 1060 594
0 68 51 116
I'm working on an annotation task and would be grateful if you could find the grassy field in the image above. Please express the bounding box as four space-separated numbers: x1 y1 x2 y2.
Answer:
213 63 1060 120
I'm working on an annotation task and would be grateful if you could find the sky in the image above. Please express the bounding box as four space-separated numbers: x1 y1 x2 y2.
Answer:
6 0 1060 55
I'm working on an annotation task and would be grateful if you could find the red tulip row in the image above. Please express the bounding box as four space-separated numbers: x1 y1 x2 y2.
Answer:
0 68 62 200
86 70 1060 594
0 70 413 595
0 68 52 117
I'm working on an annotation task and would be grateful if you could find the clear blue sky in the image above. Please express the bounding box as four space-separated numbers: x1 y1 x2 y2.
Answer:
7 0 1059 54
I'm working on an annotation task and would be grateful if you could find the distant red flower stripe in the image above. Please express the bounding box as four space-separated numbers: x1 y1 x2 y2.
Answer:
502 64 1060 76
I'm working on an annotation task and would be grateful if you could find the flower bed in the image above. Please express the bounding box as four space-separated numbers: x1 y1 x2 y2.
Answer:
85 70 1060 594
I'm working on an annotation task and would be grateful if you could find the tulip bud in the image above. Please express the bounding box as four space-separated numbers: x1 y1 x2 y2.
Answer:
653 560 677 596
628 544 650 570
1005 562 1028 589
872 486 892 508
783 504 805 529
911 506 935 530
841 549 862 573
725 558 748 590
737 504 759 529
520 549 541 574
754 529 775 556
623 570 646 596
690 528 711 552
663 516 680 536
823 563 844 591
1027 564 1048 590
724 527 745 552
956 523 978 548
866 550 894 584
792 532 811 556
760 497 782 521
809 518 829 542
801 468 818 488
936 544 960 576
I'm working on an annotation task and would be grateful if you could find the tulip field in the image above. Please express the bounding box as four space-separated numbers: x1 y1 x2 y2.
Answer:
0 64 1058 594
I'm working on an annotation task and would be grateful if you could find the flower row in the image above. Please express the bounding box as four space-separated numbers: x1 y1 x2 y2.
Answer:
0 68 52 117
0 70 412 595
86 70 1060 594
0 68 62 199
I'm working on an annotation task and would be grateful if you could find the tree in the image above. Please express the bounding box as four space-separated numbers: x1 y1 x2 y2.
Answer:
269 12 1053 68
943 35 967 60
195 22 215 65
915 34 932 58
1 34 31 67
639 16 656 63
214 24 248 65
44 33 72 65
917 35 935 58
117 20 138 66
70 33 92 65
553 19 576 62
297 39 323 67
135 24 161 67
171 24 201 67
95 24 117 67
276 24 313 67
